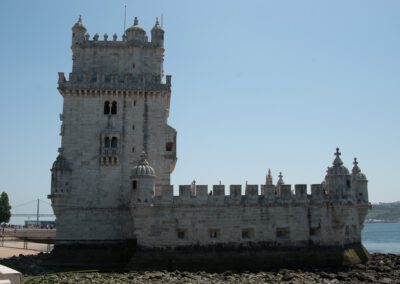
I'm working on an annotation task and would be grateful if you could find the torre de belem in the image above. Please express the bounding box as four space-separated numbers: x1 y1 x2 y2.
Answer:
49 16 370 263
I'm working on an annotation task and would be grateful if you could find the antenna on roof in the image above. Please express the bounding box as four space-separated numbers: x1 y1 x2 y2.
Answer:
123 4 127 34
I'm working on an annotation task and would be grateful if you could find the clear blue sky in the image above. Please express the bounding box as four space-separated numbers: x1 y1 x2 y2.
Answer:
1 1 399 222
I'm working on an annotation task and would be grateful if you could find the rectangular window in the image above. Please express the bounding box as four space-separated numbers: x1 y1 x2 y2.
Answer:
310 227 321 237
132 180 137 190
166 142 173 152
242 228 254 240
177 230 186 239
276 227 290 239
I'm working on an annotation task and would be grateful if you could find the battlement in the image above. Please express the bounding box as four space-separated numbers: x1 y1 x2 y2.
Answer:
57 72 171 92
152 183 333 206
72 33 162 48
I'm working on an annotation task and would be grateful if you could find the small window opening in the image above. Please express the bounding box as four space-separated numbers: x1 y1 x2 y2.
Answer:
346 180 351 188
132 124 135 130
104 101 110 115
359 193 363 196
132 63 135 69
91 74 97 82
111 137 118 148
104 137 110 148
276 228 290 239
310 226 321 237
166 142 173 152
111 101 117 114
209 229 219 239
113 157 117 163
132 147 135 152
242 228 254 240
132 180 137 190
133 100 137 106
177 230 186 239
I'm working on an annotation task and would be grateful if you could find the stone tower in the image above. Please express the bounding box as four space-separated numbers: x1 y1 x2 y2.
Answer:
49 16 176 243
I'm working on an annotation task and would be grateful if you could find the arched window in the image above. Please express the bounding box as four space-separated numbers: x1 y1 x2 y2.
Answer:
104 101 110 114
104 137 110 148
111 137 118 148
111 101 117 114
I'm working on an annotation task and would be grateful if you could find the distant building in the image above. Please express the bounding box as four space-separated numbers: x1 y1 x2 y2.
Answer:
48 16 370 265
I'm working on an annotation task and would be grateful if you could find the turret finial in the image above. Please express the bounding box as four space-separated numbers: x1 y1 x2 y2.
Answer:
266 168 273 185
352 157 361 174
333 147 343 166
134 17 139 26
78 15 82 23
277 172 284 185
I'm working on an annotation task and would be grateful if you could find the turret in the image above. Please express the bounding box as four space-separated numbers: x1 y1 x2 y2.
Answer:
130 152 156 203
265 169 273 186
151 18 164 47
50 154 71 195
351 158 368 203
324 148 351 199
125 17 147 43
71 15 87 45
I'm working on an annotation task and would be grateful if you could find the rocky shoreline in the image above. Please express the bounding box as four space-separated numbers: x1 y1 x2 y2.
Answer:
0 253 399 283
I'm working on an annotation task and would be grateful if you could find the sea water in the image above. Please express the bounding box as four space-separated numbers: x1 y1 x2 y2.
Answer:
362 222 400 254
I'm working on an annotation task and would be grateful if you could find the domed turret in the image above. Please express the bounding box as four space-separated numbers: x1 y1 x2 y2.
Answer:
125 17 147 43
324 148 351 199
351 158 368 203
50 155 71 195
72 15 87 44
351 158 367 181
151 18 164 47
130 152 156 203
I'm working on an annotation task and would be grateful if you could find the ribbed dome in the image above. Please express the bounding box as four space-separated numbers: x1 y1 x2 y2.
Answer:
151 18 163 32
352 158 367 181
131 152 156 177
72 15 87 31
125 17 146 42
51 155 71 171
326 148 350 176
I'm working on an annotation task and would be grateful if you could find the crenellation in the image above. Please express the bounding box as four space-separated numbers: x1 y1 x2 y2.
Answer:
311 184 324 201
178 185 192 199
245 184 258 196
229 185 242 200
195 185 208 198
295 184 307 201
279 184 292 200
212 185 225 197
